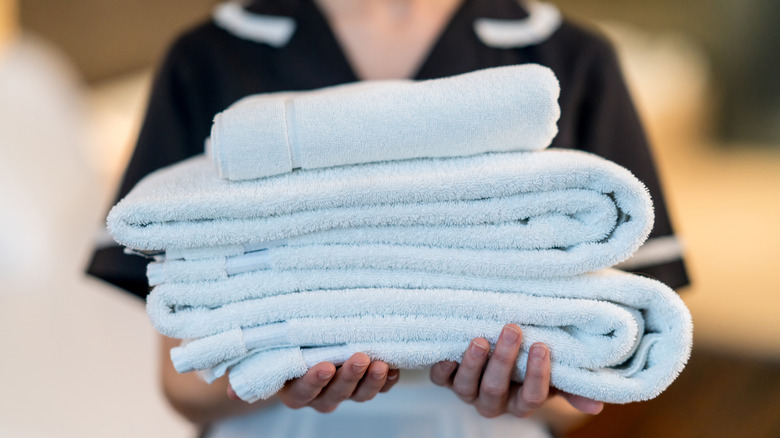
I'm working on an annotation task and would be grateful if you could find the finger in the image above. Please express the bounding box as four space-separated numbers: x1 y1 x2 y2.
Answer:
379 369 400 393
227 383 240 400
350 361 389 402
508 343 551 418
227 383 239 400
475 324 523 418
430 361 458 387
560 391 604 415
451 338 490 403
309 353 370 413
277 362 336 409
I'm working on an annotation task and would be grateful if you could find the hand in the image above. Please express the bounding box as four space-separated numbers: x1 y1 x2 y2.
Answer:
429 324 604 418
227 353 400 412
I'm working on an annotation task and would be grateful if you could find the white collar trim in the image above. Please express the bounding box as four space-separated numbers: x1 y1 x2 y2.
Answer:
213 0 561 49
213 2 296 48
474 1 562 48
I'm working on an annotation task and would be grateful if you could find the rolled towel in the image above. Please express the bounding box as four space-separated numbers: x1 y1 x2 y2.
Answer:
108 149 653 278
210 64 560 180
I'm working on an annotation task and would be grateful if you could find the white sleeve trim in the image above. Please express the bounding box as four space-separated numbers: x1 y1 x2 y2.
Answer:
474 1 562 48
213 2 297 48
614 235 685 271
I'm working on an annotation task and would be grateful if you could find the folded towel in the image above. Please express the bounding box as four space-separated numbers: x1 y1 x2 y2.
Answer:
149 236 628 284
210 64 560 180
108 150 653 280
150 269 692 404
228 331 672 404
170 303 643 374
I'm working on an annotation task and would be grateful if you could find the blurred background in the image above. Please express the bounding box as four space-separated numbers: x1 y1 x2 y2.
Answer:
0 0 778 436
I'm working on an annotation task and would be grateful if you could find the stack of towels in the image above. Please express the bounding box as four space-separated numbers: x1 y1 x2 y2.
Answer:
107 64 692 404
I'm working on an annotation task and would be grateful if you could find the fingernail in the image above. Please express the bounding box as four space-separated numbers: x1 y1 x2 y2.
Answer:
318 370 334 380
470 340 489 356
501 325 521 344
531 344 547 360
443 361 457 372
387 372 399 381
227 386 239 400
352 362 369 373
372 369 388 380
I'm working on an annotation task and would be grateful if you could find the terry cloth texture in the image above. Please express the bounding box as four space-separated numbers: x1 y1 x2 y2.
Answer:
105 123 690 405
156 270 691 404
210 64 560 180
108 149 653 280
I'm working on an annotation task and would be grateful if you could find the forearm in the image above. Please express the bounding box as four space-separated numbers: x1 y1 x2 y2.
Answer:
158 335 277 426
159 334 401 426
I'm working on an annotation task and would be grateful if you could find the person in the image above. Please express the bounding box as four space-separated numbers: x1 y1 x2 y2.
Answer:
86 0 689 436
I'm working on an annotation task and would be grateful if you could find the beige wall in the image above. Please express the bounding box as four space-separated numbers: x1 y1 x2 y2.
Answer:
19 0 220 82
555 0 780 143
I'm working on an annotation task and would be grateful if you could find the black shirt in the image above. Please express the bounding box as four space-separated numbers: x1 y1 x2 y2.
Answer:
87 0 689 299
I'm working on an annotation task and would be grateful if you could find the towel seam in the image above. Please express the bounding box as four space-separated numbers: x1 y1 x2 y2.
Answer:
281 98 294 170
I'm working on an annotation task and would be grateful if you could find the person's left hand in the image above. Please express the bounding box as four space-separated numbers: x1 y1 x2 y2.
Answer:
429 324 604 418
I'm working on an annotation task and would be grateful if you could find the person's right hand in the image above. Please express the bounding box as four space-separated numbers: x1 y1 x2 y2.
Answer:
227 353 400 412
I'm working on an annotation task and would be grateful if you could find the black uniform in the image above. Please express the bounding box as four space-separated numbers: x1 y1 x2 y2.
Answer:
86 0 689 299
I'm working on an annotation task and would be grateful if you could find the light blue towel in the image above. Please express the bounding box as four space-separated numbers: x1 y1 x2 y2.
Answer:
228 333 672 405
150 269 692 404
210 64 560 180
107 150 653 280
169 296 643 372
